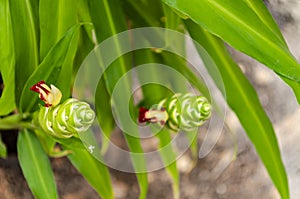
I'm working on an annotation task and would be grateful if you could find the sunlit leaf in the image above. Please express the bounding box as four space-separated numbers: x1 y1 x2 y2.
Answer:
39 0 77 60
88 1 148 198
186 20 289 199
0 1 15 116
244 0 287 44
19 24 80 113
162 0 300 84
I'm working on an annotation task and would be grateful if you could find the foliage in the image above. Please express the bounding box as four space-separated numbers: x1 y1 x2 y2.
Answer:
0 0 298 198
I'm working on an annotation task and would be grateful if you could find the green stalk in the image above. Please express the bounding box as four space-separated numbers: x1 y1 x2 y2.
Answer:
0 114 36 130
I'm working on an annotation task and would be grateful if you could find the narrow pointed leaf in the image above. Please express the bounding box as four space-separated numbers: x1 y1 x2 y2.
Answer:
162 0 300 83
244 0 287 45
19 24 80 113
63 144 114 199
163 4 184 50
123 1 210 98
88 0 129 137
75 0 94 41
186 20 289 199
17 129 58 199
88 1 148 198
125 0 164 27
281 75 300 104
134 48 181 199
39 1 79 100
39 0 77 61
0 1 15 115
156 128 180 199
243 0 300 104
10 0 38 107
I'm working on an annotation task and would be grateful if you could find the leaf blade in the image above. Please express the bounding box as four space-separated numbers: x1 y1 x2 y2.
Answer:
63 143 114 199
19 24 80 113
162 0 300 83
0 0 16 116
39 0 77 60
244 0 287 45
17 129 58 199
10 0 39 106
185 20 289 199
88 1 149 198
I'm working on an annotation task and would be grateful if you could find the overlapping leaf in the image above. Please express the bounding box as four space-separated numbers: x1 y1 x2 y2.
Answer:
62 133 114 199
88 0 148 198
39 0 77 61
19 24 80 113
0 1 15 116
162 0 300 84
185 20 289 199
9 0 39 108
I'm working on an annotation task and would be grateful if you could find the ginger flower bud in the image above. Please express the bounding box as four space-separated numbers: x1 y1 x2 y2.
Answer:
30 80 62 107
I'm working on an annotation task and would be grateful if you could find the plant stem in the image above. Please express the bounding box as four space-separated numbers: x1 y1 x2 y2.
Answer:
0 113 37 130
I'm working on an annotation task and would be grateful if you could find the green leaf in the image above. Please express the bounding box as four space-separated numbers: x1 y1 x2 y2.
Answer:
242 0 300 103
162 0 300 83
163 3 184 49
243 0 287 45
0 0 15 116
135 49 171 105
75 0 94 41
161 51 210 101
133 48 181 199
281 75 300 104
125 0 164 27
122 136 148 199
88 0 130 138
73 26 95 84
54 136 86 150
0 66 15 116
39 0 79 101
17 129 58 199
156 128 180 199
19 24 81 113
88 1 149 198
95 80 115 153
9 0 39 106
34 129 56 156
39 0 78 61
124 1 210 98
0 134 7 158
55 30 79 102
63 142 114 199
185 20 289 199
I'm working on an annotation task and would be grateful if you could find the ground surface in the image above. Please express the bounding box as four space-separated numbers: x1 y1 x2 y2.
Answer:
1 0 300 198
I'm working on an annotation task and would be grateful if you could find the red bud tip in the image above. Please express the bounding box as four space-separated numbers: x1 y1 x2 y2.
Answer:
30 80 47 92
138 107 149 123
30 80 62 107
138 107 168 124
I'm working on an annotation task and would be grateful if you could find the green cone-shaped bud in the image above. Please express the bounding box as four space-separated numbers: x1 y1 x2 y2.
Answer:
38 98 95 138
139 93 211 132
158 93 211 131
